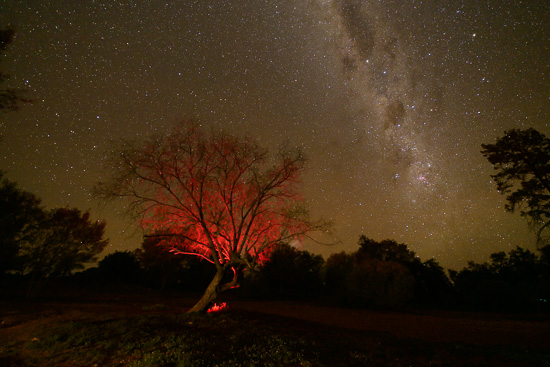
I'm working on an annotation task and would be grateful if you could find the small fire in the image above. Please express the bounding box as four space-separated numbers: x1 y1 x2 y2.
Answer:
207 302 228 313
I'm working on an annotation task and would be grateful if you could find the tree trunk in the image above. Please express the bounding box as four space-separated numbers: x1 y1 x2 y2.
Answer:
187 265 243 313
187 266 225 313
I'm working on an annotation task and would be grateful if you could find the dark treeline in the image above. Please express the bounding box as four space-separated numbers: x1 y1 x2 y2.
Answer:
83 237 549 313
450 246 550 312
6 233 547 314
2 166 549 312
240 237 550 313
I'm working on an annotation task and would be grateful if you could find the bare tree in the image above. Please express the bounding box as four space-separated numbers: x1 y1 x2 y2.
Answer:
96 122 328 312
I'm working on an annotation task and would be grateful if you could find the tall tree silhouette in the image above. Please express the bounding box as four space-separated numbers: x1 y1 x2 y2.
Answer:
482 128 550 246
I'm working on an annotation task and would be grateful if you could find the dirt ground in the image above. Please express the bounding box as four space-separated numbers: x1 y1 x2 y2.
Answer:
1 292 549 354
228 299 550 350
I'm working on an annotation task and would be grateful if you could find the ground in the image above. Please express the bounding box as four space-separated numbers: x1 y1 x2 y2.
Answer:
1 289 549 366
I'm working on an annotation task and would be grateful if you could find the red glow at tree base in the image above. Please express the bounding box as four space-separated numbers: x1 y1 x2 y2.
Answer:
207 302 228 313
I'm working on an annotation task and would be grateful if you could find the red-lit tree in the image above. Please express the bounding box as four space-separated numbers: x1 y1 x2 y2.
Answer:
96 122 326 312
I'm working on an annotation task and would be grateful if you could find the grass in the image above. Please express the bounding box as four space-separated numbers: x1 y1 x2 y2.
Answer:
2 307 550 366
3 312 316 367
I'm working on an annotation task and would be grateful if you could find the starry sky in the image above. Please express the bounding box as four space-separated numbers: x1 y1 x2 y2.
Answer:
1 0 548 269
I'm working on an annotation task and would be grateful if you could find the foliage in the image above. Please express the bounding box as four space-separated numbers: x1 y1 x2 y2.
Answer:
481 128 550 246
242 243 325 299
19 208 107 279
0 173 108 296
345 257 415 308
323 251 353 294
0 171 42 274
96 121 328 312
324 236 451 308
540 245 550 268
411 258 453 305
325 237 416 308
175 255 217 292
356 236 416 263
451 246 550 312
98 250 142 284
136 236 189 290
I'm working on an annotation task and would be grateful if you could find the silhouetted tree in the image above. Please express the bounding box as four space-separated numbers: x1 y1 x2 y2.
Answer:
19 208 108 296
325 237 417 308
507 247 539 281
325 237 451 308
540 245 550 269
452 246 548 311
356 236 416 263
539 246 550 299
410 258 453 306
136 236 188 290
347 257 415 308
0 171 42 274
357 236 452 304
95 121 329 313
178 256 218 292
98 250 142 284
255 243 324 299
482 128 550 246
323 251 353 301
0 27 31 113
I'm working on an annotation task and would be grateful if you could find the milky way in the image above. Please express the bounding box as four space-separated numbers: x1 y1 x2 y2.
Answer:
1 1 548 269
320 1 440 190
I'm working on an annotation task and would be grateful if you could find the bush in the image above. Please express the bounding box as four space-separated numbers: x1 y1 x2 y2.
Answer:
240 243 324 300
98 251 142 284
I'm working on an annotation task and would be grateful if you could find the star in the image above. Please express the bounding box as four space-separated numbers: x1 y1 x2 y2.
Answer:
0 0 547 269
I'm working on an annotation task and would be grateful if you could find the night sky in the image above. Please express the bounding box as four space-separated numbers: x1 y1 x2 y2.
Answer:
1 1 548 269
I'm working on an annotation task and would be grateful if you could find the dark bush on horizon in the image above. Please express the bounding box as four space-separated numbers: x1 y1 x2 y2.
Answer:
97 250 142 284
72 247 216 293
324 236 452 309
240 243 324 300
451 246 550 312
136 236 189 291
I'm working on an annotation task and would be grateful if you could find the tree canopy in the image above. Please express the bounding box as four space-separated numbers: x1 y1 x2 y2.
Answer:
97 250 142 284
0 172 108 296
450 246 549 311
0 171 42 273
481 128 550 246
324 236 451 308
96 121 327 312
136 236 188 290
19 208 108 286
